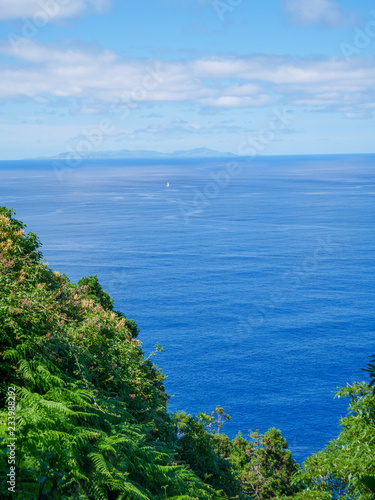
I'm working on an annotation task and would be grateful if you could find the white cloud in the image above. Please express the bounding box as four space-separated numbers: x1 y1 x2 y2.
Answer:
0 0 110 21
283 0 357 27
200 95 274 108
0 40 374 118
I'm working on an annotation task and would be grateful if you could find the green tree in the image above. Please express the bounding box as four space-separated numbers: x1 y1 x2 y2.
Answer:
173 411 241 498
78 274 114 311
363 354 375 388
240 428 300 500
287 381 375 500
198 406 231 434
223 432 249 478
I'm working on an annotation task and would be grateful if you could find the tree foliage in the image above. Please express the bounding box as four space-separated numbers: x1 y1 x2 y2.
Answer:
238 428 300 499
362 354 375 388
198 406 231 435
0 207 228 499
284 381 375 500
172 411 241 498
208 427 299 500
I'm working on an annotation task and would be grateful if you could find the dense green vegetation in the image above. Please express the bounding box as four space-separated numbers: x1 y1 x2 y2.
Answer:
0 207 374 499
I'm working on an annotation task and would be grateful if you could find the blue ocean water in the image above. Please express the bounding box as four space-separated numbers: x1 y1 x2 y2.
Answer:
1 154 374 463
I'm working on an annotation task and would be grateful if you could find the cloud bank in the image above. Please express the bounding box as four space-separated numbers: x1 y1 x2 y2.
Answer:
0 40 374 118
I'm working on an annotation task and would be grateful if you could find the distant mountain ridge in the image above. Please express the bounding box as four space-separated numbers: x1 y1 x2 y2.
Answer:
36 147 238 160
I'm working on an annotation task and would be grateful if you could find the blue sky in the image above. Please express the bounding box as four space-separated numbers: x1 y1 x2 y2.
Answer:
0 0 374 159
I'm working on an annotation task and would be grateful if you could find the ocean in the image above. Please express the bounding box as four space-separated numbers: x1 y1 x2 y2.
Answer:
1 154 374 463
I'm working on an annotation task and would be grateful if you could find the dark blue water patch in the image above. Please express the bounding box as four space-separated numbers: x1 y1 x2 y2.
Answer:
1 154 374 464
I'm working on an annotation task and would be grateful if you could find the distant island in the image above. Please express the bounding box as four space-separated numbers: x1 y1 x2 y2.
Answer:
35 147 239 161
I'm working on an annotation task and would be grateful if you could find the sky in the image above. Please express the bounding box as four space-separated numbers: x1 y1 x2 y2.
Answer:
0 0 374 159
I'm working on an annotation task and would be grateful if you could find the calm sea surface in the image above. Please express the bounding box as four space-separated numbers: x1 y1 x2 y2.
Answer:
1 154 374 463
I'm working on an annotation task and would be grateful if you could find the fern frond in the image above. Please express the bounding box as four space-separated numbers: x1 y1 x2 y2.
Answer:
88 452 112 477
